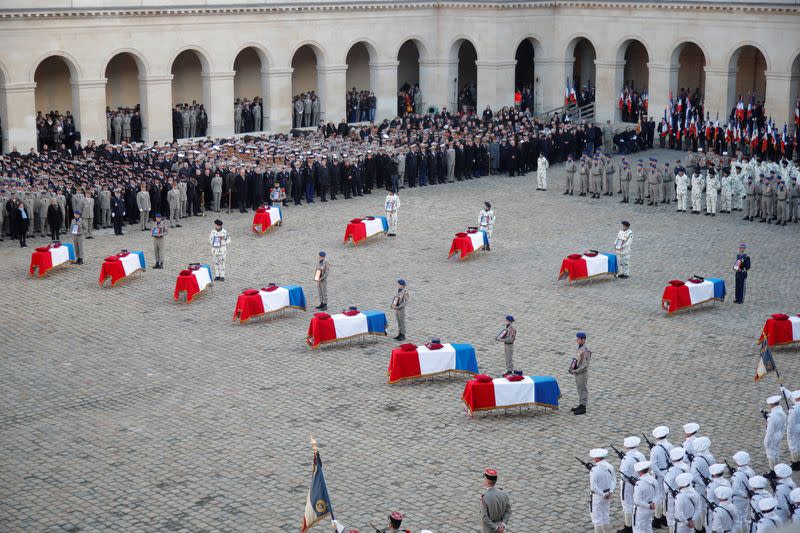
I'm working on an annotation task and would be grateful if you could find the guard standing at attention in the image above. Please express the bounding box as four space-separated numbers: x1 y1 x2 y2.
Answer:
569 332 591 415
315 251 329 311
391 279 409 341
497 315 516 376
733 242 751 304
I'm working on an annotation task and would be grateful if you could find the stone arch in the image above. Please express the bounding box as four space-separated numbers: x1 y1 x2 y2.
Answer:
514 36 544 112
396 39 426 115
29 51 82 82
789 51 800 128
669 40 708 102
564 35 596 97
290 42 327 127
394 37 429 63
230 42 273 72
104 51 146 142
288 41 328 69
102 48 149 79
727 43 769 114
33 54 81 146
170 48 211 138
449 37 478 112
233 45 271 133
345 40 377 92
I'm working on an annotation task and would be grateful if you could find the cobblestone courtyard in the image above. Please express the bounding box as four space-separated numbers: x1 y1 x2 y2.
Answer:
1 149 799 532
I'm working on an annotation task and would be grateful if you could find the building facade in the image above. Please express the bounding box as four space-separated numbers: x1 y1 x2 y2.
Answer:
0 0 798 152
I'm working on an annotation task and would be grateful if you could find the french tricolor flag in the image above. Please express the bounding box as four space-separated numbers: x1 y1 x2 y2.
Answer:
388 343 479 384
462 375 561 414
307 310 388 348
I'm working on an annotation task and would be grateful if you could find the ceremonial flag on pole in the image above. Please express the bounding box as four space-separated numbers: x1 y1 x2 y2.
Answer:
565 78 571 106
795 98 800 128
301 440 335 532
619 90 624 111
569 81 577 104
755 337 777 382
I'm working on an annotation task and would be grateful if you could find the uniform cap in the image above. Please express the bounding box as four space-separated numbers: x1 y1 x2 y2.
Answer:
791 390 800 401
775 463 792 479
714 486 732 500
652 426 669 439
669 447 686 462
738 243 747 249
397 279 406 286
683 422 699 434
154 213 162 218
693 436 710 453
389 512 404 521
590 448 608 459
319 251 326 257
634 461 651 472
749 476 768 489
483 468 498 480
759 497 777 512
620 220 630 227
214 219 223 226
74 210 81 215
709 463 725 476
767 395 781 405
732 451 751 466
576 332 587 339
676 472 693 488
790 487 800 503
624 436 641 448
506 315 515 322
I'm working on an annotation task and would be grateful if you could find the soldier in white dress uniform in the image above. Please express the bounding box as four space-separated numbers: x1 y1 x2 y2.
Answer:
589 448 615 533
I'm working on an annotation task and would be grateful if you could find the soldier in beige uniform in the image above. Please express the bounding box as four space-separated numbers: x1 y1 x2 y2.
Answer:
167 183 181 228
497 315 517 375
99 186 111 228
590 156 604 199
569 332 591 415
391 279 409 341
136 184 151 231
480 468 511 533
82 191 95 238
635 161 647 204
647 160 661 205
151 213 168 269
315 251 330 311
564 154 576 195
619 159 632 203
579 155 590 196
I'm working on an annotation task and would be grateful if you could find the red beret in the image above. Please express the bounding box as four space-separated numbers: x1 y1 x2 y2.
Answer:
484 468 498 479
389 511 404 521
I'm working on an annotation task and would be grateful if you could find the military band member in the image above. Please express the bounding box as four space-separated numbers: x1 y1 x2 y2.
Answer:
151 213 167 269
480 468 511 533
569 332 591 415
498 316 516 375
564 154 576 195
209 219 230 281
479 202 495 251
391 279 409 341
589 448 616 533
764 395 787 470
385 189 400 236
315 251 329 310
615 221 633 279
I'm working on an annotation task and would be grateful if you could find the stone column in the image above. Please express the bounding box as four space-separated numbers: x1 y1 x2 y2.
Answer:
139 75 173 144
265 67 293 133
764 71 793 126
476 60 516 113
647 62 679 121
72 79 107 144
703 67 736 122
370 60 399 122
419 59 455 113
202 71 235 138
318 64 348 125
534 58 572 114
593 60 624 123
0 82 36 152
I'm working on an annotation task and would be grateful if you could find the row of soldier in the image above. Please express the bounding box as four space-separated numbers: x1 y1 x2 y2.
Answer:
171 102 209 140
584 389 800 533
561 149 800 223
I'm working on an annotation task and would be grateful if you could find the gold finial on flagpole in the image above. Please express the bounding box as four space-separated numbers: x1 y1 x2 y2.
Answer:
310 434 318 454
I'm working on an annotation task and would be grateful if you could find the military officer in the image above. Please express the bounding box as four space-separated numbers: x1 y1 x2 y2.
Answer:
178 179 188 218
479 202 495 251
690 168 705 214
315 251 329 310
564 154 576 195
632 461 658 533
764 395 787 470
151 213 167 269
209 219 230 281
391 279 409 341
498 315 516 375
620 159 632 203
70 210 85 264
744 175 758 221
480 468 511 533
615 221 633 279
385 189 400 236
603 155 616 197
536 153 549 190
569 332 591 415
111 189 125 235
136 183 151 231
619 437 646 533
760 177 774 223
776 180 788 225
99 185 111 228
705 169 720 216
211 172 223 212
167 182 181 228
675 167 690 212
733 243 751 304
82 190 95 238
589 448 615 533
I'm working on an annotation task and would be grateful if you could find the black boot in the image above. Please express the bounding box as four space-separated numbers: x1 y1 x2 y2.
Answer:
573 404 586 415
616 527 633 533
791 461 800 471
393 334 405 341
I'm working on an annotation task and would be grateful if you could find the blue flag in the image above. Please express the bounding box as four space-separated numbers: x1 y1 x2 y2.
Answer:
301 451 334 532
755 338 776 382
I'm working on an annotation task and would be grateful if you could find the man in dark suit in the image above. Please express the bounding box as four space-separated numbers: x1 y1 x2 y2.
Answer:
111 190 126 235
733 243 751 304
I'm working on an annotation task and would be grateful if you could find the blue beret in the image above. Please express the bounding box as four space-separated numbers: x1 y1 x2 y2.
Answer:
576 332 587 339
319 251 326 257
637 159 643 163
74 210 81 215
649 157 657 162
506 315 514 322
397 279 406 286
154 213 162 218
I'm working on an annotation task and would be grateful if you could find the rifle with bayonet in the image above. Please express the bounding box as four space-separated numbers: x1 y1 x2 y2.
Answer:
642 433 655 450
620 471 638 487
698 491 718 511
576 457 594 472
664 478 679 499
724 460 735 475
